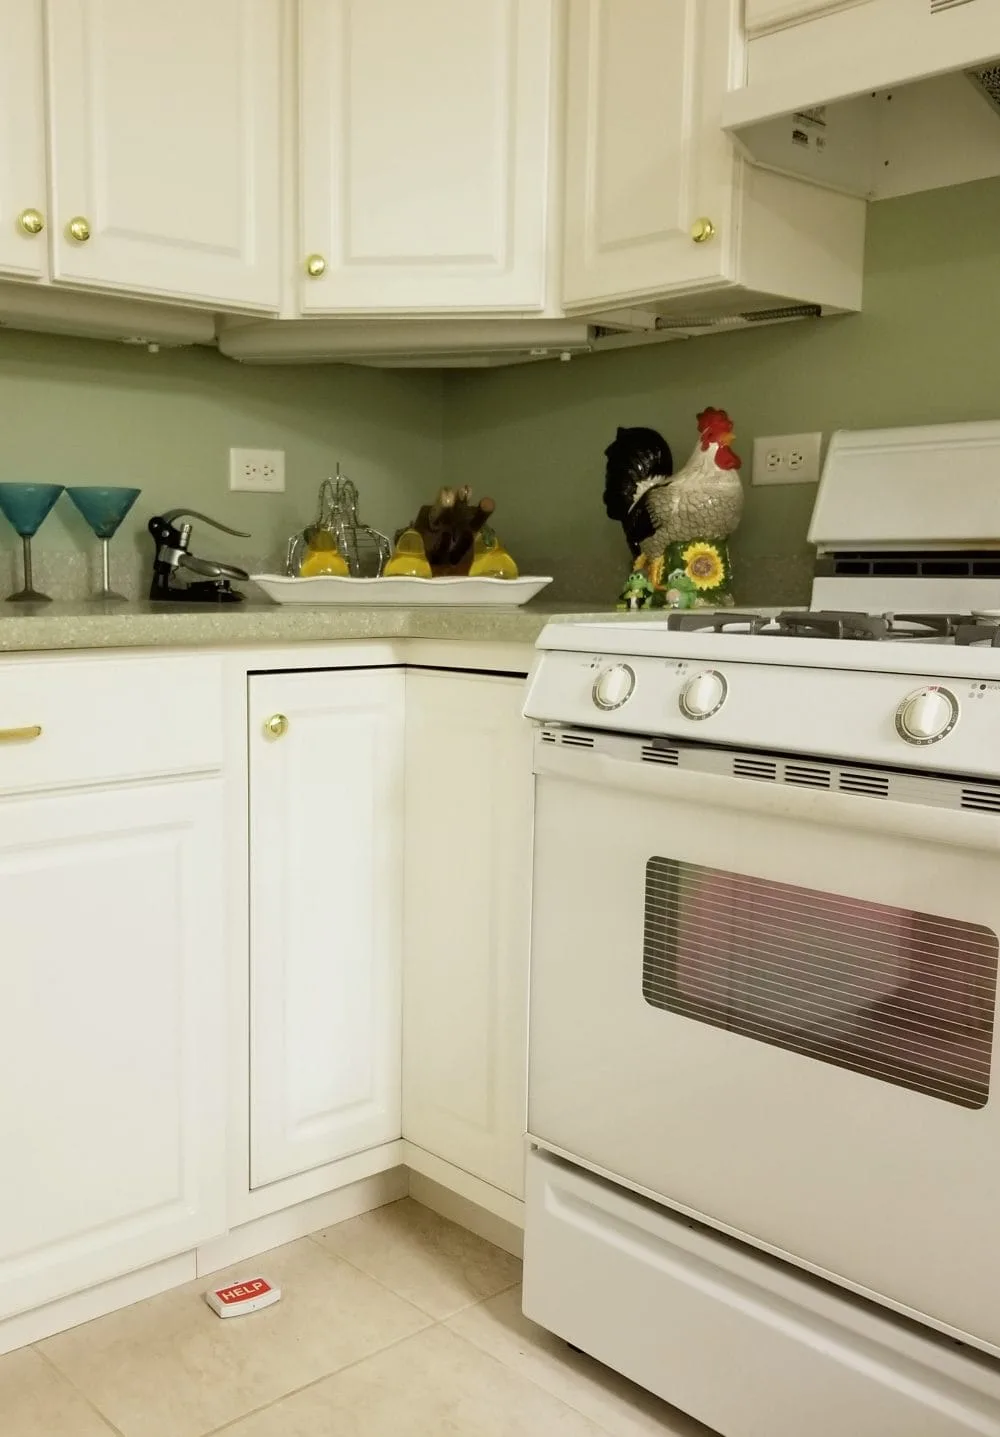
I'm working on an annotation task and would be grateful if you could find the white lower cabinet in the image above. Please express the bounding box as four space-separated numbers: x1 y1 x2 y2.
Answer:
402 670 534 1199
248 668 405 1188
0 776 227 1320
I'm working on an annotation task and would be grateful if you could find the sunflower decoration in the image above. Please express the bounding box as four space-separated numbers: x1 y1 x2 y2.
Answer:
682 542 725 590
660 538 733 607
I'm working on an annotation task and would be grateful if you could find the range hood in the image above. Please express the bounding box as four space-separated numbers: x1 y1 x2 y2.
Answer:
809 418 1000 611
725 2 1000 199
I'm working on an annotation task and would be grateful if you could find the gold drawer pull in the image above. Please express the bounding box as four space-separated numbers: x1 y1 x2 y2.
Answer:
263 713 288 739
0 724 42 743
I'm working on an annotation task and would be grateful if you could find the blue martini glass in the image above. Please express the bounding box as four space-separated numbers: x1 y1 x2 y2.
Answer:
0 483 65 602
66 487 141 601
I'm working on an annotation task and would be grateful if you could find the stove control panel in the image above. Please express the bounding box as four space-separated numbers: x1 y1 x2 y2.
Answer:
895 686 959 745
679 669 728 720
524 645 1000 778
592 663 635 712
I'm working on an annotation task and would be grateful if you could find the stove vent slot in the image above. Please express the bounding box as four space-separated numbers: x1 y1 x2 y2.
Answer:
641 744 680 767
540 730 557 744
733 756 778 782
838 770 890 799
784 762 832 790
560 732 595 750
961 786 1000 814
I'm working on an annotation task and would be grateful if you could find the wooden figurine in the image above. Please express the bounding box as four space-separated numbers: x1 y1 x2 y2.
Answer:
409 486 496 575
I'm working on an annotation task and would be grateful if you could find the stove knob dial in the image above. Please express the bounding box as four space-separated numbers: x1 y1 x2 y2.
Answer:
895 686 959 744
593 663 636 711
680 669 728 720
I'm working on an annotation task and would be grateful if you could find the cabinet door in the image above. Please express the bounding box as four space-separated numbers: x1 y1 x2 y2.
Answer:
249 669 404 1188
0 0 47 280
403 671 533 1199
562 0 740 310
0 778 226 1320
46 0 281 310
299 0 553 313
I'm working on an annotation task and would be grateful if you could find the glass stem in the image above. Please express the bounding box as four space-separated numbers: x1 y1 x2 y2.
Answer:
21 535 33 593
101 537 111 595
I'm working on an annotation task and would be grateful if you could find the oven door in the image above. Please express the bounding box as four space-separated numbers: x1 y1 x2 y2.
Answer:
529 731 1000 1353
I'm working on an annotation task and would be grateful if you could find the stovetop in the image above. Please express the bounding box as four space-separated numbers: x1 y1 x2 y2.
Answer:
664 610 1000 646
528 607 1000 777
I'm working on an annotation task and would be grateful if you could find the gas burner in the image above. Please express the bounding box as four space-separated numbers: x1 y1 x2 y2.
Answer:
887 613 964 638
665 611 771 635
773 611 890 641
955 622 1000 648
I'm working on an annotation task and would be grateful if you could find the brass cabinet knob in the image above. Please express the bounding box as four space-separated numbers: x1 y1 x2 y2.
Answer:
263 713 289 739
690 217 716 244
304 253 327 277
17 208 44 236
67 216 91 242
0 724 42 743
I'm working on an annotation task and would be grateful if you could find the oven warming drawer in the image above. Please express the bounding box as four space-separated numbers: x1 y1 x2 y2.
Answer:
524 1150 1000 1437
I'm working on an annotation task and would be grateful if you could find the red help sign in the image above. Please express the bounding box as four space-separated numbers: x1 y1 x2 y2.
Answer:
215 1279 271 1306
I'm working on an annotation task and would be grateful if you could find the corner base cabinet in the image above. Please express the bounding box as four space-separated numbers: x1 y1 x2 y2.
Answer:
248 668 405 1189
0 776 227 1320
403 670 533 1199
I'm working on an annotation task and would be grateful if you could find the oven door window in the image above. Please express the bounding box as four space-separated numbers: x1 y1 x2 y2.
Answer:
643 858 998 1109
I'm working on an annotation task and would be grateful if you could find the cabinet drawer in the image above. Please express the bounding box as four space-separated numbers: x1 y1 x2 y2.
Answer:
0 654 223 793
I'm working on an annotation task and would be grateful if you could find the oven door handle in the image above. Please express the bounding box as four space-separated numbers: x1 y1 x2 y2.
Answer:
534 740 1000 853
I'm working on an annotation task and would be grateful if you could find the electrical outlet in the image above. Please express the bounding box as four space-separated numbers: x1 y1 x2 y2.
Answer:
752 432 822 486
229 447 285 494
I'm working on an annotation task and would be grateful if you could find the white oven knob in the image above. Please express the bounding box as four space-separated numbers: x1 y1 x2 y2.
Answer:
895 686 959 744
592 663 635 711
680 669 728 720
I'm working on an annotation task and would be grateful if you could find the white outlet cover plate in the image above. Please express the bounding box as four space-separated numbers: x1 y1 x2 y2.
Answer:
752 432 822 486
229 447 285 493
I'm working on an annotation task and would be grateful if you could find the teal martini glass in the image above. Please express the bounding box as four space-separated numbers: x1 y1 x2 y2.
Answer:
66 487 141 601
0 483 65 602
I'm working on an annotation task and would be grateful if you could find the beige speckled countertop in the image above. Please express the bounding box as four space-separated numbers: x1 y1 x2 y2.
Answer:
0 600 628 653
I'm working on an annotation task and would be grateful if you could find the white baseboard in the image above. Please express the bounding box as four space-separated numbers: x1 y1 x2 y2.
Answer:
197 1167 408 1277
0 1251 197 1357
407 1169 524 1259
0 1156 514 1357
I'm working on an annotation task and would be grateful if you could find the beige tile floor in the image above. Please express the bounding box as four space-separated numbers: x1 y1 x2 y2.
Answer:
3 1198 715 1436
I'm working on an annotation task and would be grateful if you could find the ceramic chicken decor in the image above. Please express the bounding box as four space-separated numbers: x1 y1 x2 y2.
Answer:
603 408 743 609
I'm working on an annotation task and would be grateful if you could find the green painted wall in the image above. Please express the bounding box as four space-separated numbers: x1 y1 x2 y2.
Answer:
0 333 443 596
3 175 998 605
444 176 1000 605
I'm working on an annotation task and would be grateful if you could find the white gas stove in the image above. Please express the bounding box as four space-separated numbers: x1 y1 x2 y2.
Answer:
521 423 1000 1437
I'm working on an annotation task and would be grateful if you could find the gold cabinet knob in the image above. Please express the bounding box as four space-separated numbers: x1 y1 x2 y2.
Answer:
67 216 91 242
17 208 44 236
304 253 327 278
0 724 42 743
690 217 716 244
263 713 289 739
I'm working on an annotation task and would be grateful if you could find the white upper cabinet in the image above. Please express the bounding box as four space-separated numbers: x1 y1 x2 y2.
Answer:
248 668 405 1189
45 0 282 310
0 0 48 280
299 0 554 314
562 0 741 311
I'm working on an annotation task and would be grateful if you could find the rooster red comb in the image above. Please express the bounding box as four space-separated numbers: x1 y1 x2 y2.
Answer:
696 407 735 447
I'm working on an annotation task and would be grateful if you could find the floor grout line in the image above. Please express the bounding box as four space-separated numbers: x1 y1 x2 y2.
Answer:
303 1228 521 1325
32 1343 128 1437
198 1324 437 1437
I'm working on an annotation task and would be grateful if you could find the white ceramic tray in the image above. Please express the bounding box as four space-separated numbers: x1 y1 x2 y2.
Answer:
252 573 553 607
